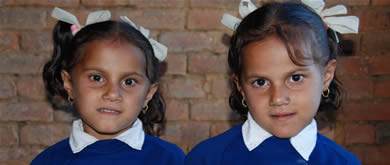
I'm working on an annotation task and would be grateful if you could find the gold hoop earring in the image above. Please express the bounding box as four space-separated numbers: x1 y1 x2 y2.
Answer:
242 97 247 108
142 105 148 114
67 96 74 105
322 88 330 98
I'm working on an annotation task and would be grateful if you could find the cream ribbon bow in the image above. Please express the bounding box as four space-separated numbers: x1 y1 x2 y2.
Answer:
302 0 359 34
221 0 256 30
51 7 111 35
221 0 359 36
120 16 167 62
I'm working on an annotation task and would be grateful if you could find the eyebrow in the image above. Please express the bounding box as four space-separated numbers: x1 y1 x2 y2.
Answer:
245 66 313 79
82 68 146 78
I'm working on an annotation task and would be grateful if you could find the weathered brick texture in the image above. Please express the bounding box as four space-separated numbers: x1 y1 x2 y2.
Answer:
0 0 389 164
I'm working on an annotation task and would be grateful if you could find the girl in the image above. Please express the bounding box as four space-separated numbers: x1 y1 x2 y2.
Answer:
31 8 184 165
185 1 361 164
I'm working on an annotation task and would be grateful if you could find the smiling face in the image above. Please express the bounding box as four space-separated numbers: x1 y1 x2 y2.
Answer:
62 39 157 140
235 36 336 138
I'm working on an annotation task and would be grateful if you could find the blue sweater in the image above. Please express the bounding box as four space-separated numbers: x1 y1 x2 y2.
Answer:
31 134 185 165
185 124 361 165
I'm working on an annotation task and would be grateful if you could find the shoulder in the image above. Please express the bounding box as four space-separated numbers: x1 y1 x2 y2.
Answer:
31 138 72 165
144 134 185 161
316 134 361 165
185 124 243 164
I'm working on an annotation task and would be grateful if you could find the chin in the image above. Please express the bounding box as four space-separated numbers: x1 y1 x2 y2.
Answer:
272 130 299 139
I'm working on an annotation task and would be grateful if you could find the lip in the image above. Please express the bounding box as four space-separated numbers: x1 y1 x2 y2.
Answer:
270 112 296 121
97 107 121 115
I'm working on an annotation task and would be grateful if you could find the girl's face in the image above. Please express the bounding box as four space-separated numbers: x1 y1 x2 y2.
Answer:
62 39 157 140
235 36 336 138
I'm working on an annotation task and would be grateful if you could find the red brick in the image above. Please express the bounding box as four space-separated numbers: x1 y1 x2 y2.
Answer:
16 78 46 101
210 122 234 137
190 0 240 8
81 0 129 6
134 9 185 30
362 32 390 56
0 78 16 99
208 31 230 53
131 0 185 8
160 122 210 147
342 78 373 100
0 32 19 52
188 53 227 73
0 124 18 146
354 8 390 32
211 78 230 98
21 123 71 146
163 76 206 98
340 102 390 121
188 9 224 30
160 122 182 144
374 79 390 98
348 144 390 165
326 0 369 6
53 110 75 122
368 55 390 75
344 123 375 144
0 0 80 7
0 8 46 29
191 100 240 120
165 54 186 75
0 147 42 163
181 122 210 147
165 100 189 121
0 160 28 165
372 0 390 6
336 57 367 76
376 122 390 144
0 102 53 122
20 31 52 52
160 32 212 52
0 54 49 74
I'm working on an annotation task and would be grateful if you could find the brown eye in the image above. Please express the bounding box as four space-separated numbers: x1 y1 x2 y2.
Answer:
253 79 270 87
289 74 303 83
123 79 135 86
89 75 103 82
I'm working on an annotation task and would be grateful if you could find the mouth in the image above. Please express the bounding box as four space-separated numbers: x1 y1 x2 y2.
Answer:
270 112 296 121
97 107 121 115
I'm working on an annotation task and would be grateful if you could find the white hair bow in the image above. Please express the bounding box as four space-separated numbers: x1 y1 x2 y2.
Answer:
221 0 256 30
221 0 359 38
51 7 111 35
302 0 359 34
120 16 167 62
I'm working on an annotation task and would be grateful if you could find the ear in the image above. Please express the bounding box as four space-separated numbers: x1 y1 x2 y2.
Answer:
323 59 337 90
61 70 73 98
144 83 158 106
232 74 245 97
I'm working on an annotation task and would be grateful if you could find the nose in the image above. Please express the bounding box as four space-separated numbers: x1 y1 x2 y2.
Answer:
103 82 122 102
269 84 290 106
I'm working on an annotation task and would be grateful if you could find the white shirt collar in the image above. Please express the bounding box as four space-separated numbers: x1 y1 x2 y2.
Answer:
242 112 317 161
69 118 145 153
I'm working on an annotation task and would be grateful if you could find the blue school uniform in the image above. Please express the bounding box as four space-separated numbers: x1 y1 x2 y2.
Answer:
185 113 361 165
31 119 185 165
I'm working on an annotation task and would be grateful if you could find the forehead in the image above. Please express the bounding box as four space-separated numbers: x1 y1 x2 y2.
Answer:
76 39 146 73
241 36 318 76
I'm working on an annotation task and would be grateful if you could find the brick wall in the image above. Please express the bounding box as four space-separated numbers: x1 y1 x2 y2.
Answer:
0 0 389 164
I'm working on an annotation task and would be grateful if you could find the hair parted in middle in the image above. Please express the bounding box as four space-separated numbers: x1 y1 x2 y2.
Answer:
42 20 165 136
